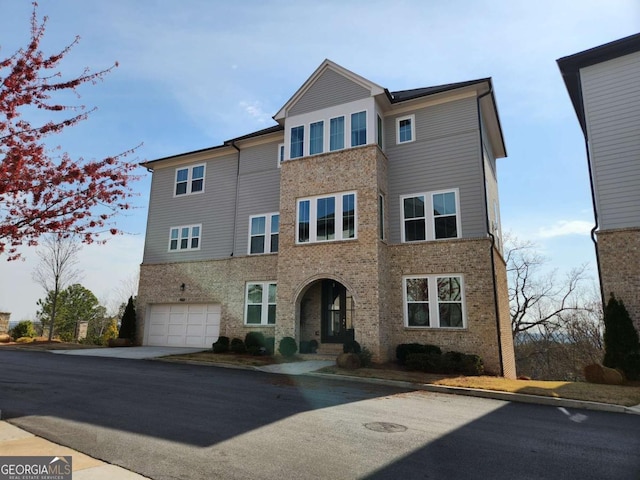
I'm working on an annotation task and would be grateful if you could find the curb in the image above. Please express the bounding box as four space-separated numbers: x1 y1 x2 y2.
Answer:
308 372 640 415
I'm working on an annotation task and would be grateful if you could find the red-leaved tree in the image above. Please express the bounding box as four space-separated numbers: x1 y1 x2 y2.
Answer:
0 3 139 260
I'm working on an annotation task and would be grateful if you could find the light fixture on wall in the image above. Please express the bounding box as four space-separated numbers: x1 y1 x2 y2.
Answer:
180 283 186 292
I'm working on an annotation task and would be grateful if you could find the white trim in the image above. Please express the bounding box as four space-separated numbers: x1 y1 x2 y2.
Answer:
168 224 202 252
402 274 466 329
173 164 206 197
400 188 461 242
296 191 358 244
396 114 415 144
244 281 277 326
248 212 279 255
277 143 285 168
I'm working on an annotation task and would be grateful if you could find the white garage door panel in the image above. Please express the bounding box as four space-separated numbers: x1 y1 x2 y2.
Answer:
147 304 220 348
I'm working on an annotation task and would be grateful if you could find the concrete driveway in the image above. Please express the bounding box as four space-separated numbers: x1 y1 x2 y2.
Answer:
50 346 208 359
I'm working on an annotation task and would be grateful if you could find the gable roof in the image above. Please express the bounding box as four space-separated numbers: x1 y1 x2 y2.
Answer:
273 59 385 121
387 78 492 103
557 32 640 135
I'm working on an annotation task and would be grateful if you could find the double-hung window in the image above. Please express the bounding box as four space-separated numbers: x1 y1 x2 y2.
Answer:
396 114 415 144
404 275 465 328
169 224 201 251
351 111 366 146
290 125 304 159
249 213 279 254
401 189 459 242
175 164 205 196
330 116 345 151
245 282 277 325
310 121 324 155
297 192 357 244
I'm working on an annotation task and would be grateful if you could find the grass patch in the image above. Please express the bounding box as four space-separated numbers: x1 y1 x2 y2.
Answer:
319 365 640 407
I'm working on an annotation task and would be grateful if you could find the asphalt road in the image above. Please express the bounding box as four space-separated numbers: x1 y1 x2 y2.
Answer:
1 350 639 480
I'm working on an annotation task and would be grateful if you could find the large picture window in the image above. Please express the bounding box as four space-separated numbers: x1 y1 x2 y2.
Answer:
168 224 201 251
404 275 464 328
249 213 279 254
175 164 205 196
296 192 357 244
401 189 459 242
245 282 277 325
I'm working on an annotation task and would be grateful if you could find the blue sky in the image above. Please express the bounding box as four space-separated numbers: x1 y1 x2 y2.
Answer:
1 0 638 321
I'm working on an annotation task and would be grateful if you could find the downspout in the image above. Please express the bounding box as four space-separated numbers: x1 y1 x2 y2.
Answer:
230 141 241 257
477 86 504 376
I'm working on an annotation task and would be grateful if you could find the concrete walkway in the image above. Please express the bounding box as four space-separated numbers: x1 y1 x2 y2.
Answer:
0 421 149 479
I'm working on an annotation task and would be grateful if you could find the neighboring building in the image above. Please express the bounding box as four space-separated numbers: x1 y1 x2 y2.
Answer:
137 60 515 376
558 33 640 334
0 312 10 334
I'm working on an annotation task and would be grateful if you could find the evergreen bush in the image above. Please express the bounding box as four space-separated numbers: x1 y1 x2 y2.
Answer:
245 331 267 355
10 320 36 339
264 336 275 355
396 343 442 365
118 296 137 342
212 336 230 353
299 340 311 354
358 347 373 367
278 337 298 357
229 338 247 354
603 293 640 380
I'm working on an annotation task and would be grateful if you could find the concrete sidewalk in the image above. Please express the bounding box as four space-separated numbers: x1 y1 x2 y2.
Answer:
0 421 149 479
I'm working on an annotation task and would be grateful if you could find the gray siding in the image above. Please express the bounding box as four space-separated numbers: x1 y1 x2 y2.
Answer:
288 69 370 116
386 97 486 243
582 51 640 229
239 139 282 175
142 153 239 264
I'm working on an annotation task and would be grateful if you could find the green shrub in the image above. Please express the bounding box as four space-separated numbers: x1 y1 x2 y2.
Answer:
603 294 640 380
278 337 298 357
10 321 36 339
442 351 484 376
405 352 443 372
245 331 266 348
309 339 318 353
396 343 442 365
264 336 275 355
358 347 373 367
343 340 361 354
212 336 230 353
118 296 137 342
229 338 247 354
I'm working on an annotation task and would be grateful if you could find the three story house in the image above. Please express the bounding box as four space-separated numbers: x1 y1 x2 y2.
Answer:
137 60 516 376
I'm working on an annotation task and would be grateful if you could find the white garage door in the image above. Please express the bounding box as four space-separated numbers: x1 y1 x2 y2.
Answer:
146 304 220 348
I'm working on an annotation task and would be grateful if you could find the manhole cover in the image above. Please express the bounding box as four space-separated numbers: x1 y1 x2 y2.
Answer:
364 422 407 433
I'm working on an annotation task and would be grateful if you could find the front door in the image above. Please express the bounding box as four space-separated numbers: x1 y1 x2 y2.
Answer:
321 280 348 343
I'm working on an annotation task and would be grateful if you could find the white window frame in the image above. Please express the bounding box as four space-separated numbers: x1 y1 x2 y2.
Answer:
296 191 357 244
248 213 279 255
396 114 415 144
329 115 345 151
168 224 202 252
350 110 367 147
174 164 206 197
403 275 466 329
244 282 277 326
400 188 460 242
290 125 305 159
277 143 285 168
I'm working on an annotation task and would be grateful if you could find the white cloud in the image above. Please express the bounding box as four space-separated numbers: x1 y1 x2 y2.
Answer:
239 100 272 124
538 220 593 239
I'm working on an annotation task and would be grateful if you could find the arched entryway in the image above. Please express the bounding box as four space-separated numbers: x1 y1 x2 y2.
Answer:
297 278 355 347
